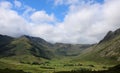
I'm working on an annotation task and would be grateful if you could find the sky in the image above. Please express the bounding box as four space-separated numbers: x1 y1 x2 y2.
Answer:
0 0 120 44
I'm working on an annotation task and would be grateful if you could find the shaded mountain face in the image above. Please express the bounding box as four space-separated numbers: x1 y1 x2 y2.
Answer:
0 35 13 47
79 28 120 63
0 35 14 57
23 35 53 47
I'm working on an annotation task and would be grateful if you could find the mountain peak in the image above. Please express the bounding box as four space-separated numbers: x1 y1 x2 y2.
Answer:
19 35 31 38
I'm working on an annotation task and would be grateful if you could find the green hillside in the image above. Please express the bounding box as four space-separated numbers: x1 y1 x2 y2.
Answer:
77 28 120 64
0 35 55 64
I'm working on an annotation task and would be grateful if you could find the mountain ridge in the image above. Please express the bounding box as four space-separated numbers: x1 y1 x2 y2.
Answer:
99 28 120 43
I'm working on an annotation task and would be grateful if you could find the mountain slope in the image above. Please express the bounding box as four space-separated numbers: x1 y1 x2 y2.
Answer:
0 34 91 63
0 35 14 57
0 35 55 63
78 28 120 64
54 43 91 56
0 35 13 46
99 28 120 43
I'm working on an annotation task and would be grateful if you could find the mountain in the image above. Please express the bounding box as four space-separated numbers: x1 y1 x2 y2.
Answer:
0 34 13 48
0 35 14 57
0 35 55 63
0 34 90 64
54 43 91 56
78 28 120 64
20 35 54 59
0 27 120 65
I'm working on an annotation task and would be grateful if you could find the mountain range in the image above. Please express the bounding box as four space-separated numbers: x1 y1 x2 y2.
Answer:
0 28 120 73
0 34 91 64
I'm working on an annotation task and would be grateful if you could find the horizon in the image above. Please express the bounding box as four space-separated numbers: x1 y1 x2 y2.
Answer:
0 0 120 44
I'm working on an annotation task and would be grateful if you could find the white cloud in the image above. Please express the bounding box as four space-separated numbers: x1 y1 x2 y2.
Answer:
0 1 12 9
52 0 120 43
54 0 80 5
30 11 56 24
0 1 27 37
0 0 120 44
14 0 22 8
22 5 36 20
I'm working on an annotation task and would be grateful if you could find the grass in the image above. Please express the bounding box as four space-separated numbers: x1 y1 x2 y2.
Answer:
0 57 115 73
54 64 120 73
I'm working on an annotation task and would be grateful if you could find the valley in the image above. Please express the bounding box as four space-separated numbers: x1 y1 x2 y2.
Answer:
0 28 120 73
0 57 114 73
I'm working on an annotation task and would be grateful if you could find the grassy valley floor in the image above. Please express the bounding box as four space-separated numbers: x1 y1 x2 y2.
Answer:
0 57 117 73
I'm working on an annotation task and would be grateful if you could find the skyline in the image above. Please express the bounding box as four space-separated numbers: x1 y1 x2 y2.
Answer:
0 0 120 44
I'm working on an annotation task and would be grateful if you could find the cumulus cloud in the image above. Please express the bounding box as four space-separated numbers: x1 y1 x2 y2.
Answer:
0 0 120 44
52 0 120 43
30 11 56 24
0 1 28 37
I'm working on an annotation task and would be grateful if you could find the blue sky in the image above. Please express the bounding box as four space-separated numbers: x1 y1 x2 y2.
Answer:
7 0 69 21
20 0 69 21
0 0 120 44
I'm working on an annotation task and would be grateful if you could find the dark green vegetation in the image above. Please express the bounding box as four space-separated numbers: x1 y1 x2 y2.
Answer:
0 68 29 73
55 64 120 73
0 28 120 73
